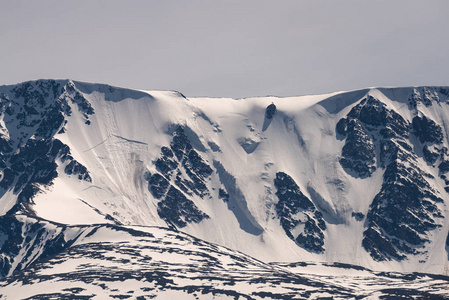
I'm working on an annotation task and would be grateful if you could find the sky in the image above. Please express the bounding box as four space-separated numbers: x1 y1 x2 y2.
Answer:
1 0 448 98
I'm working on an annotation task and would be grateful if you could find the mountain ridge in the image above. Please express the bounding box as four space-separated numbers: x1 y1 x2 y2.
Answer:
1 79 449 296
1 213 449 299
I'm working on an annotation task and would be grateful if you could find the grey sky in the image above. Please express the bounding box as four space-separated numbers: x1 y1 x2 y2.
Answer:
1 0 448 98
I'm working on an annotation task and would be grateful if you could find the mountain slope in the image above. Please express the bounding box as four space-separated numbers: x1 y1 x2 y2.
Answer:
1 80 449 279
1 215 448 299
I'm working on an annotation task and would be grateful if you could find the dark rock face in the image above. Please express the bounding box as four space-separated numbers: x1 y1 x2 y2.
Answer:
437 157 449 193
63 80 95 121
168 127 213 197
0 80 92 212
337 95 445 262
64 161 92 182
336 118 348 136
265 103 277 119
147 173 170 199
147 126 211 228
339 118 376 177
218 188 229 203
363 159 444 261
439 161 449 174
423 145 440 165
157 186 209 228
0 215 77 278
409 112 449 191
351 212 364 221
408 88 441 109
274 172 326 253
337 95 409 177
412 115 443 144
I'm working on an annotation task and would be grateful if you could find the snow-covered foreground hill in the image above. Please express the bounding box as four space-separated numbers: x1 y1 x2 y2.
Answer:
1 79 449 297
0 215 448 299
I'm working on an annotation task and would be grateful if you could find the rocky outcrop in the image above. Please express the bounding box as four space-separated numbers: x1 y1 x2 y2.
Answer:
338 118 376 177
336 95 445 261
274 172 326 253
408 88 441 109
265 103 277 119
0 80 92 213
147 126 211 228
363 157 444 261
412 115 443 144
0 215 82 278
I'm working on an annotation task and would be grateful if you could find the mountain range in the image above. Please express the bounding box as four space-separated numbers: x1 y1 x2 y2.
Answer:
0 79 449 299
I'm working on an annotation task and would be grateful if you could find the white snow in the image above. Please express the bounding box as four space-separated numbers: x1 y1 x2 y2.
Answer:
1 81 449 275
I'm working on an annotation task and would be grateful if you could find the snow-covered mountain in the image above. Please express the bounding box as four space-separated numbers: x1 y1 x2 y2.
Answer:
1 79 449 298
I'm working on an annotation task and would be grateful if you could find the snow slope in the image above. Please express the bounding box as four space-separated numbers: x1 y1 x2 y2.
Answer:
1 80 449 278
1 215 448 299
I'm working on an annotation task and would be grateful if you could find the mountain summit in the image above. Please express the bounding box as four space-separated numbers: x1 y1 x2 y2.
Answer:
1 80 449 298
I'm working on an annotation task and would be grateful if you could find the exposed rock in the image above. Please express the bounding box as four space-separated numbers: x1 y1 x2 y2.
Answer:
0 215 78 278
265 103 277 119
218 188 229 203
336 95 444 262
157 186 209 228
351 212 365 221
336 117 347 136
274 172 326 253
439 161 449 174
408 88 441 109
338 95 409 176
363 156 444 261
64 161 92 182
147 126 211 228
412 115 443 144
64 80 94 120
340 119 376 177
0 80 93 212
148 173 170 199
423 145 440 165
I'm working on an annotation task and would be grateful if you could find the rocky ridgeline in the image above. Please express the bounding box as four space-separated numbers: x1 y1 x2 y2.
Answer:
337 92 445 261
408 87 449 109
0 214 83 278
0 80 92 215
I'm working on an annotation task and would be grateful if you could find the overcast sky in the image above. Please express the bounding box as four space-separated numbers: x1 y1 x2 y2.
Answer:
1 0 448 98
